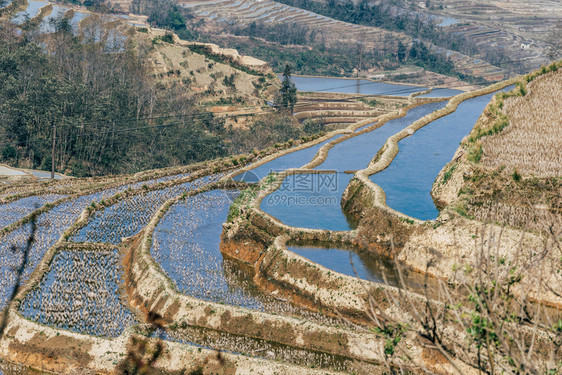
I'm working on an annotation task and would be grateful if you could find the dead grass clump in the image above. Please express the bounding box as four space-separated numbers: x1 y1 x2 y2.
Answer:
481 68 562 177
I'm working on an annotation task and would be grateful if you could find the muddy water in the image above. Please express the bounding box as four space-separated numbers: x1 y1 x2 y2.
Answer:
233 135 343 182
370 86 514 220
314 101 448 171
287 243 440 295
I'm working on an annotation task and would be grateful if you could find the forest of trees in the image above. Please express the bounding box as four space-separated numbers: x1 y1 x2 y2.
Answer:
0 19 306 176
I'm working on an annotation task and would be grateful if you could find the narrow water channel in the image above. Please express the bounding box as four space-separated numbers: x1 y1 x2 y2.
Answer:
287 243 439 295
370 86 514 220
314 101 447 172
233 134 343 182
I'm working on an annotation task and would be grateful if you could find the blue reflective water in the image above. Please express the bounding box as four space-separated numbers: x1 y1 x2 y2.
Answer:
20 249 136 337
0 173 207 310
286 76 428 96
38 5 68 33
0 189 124 310
370 87 514 220
287 244 439 294
12 0 48 24
419 87 464 98
436 17 459 27
70 11 90 31
152 189 266 309
0 194 66 230
233 135 343 182
72 175 219 244
288 245 399 284
260 172 355 231
315 101 448 171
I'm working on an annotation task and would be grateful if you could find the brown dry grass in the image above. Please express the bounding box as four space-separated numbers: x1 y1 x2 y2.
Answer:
481 70 562 177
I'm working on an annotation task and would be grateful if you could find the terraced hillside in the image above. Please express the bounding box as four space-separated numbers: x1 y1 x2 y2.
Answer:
0 8 560 369
176 0 509 81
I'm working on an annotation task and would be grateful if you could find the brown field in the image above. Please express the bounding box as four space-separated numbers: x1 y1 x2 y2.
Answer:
481 69 562 177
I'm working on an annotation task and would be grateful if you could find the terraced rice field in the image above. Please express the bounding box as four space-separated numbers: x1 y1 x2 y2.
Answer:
11 0 48 24
178 0 508 80
233 134 344 182
314 101 448 172
10 0 145 31
20 248 136 337
0 194 66 230
151 189 268 308
0 191 114 309
72 175 216 244
482 71 562 176
261 172 355 231
370 86 514 220
0 172 213 311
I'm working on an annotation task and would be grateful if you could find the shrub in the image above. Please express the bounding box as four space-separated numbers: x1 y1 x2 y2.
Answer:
512 169 521 182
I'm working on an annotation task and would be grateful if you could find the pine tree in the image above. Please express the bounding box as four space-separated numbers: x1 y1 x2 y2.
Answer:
278 64 297 111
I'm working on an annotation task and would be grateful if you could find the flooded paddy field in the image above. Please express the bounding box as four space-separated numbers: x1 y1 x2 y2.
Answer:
20 248 136 337
260 172 356 231
150 188 355 325
314 101 447 172
0 171 215 310
0 190 123 310
286 242 442 297
287 76 427 96
257 101 448 230
233 135 343 182
72 175 217 244
370 86 514 220
151 189 266 309
12 0 48 24
0 194 66 230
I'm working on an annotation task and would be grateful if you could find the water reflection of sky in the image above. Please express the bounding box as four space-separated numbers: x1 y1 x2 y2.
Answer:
284 75 428 96
12 0 48 24
371 86 514 220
